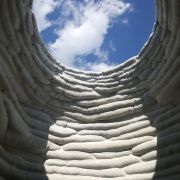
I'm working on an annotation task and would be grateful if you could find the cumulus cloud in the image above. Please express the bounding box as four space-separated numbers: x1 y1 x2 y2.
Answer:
32 0 60 32
33 0 133 71
89 62 116 72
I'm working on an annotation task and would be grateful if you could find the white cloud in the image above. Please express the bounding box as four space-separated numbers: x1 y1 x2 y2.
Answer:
33 0 133 71
109 40 116 52
89 62 116 72
121 18 129 24
32 0 61 32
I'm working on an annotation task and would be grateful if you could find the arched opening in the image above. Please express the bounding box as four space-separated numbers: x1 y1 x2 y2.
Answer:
33 0 155 72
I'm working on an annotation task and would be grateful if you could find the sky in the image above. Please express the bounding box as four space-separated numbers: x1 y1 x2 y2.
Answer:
33 0 155 72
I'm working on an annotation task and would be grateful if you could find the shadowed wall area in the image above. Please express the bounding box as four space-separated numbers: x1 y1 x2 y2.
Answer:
0 0 180 179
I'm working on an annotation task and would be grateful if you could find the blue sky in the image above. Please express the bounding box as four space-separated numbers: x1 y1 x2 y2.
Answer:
33 0 155 72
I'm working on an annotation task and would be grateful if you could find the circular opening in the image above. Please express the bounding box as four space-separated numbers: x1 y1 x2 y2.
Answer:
33 0 155 72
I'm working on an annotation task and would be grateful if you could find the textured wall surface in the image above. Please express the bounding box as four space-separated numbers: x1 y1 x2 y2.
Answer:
0 0 180 179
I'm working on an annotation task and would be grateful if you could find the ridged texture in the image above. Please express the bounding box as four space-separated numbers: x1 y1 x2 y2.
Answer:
0 0 180 179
